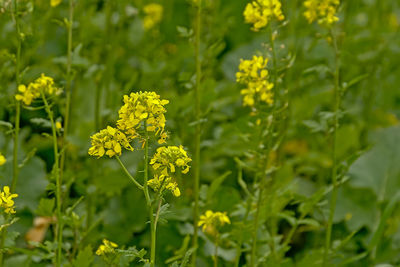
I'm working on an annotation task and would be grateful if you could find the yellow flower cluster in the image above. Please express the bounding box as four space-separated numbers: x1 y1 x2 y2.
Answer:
244 0 284 31
0 186 18 214
198 210 230 235
88 126 133 158
304 0 340 25
117 91 169 143
236 55 274 107
143 3 163 30
96 239 118 256
0 153 5 166
148 174 181 197
15 74 61 106
148 146 191 197
89 91 169 159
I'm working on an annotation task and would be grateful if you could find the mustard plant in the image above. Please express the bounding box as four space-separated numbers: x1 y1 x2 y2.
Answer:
89 91 191 267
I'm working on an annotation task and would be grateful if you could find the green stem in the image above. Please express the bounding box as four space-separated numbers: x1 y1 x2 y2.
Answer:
11 0 22 195
192 0 202 265
323 28 341 266
142 129 155 266
151 196 162 267
213 234 219 267
41 93 62 267
59 0 74 188
234 168 251 267
115 156 143 190
250 182 264 267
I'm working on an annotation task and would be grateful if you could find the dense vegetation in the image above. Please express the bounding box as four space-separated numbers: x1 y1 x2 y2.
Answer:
0 0 399 266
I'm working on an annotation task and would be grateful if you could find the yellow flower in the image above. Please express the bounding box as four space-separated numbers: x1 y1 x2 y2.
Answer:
150 146 192 176
244 0 284 31
50 0 62 7
303 0 340 26
15 74 61 106
198 210 230 235
0 153 6 166
143 3 163 30
117 91 169 143
236 55 274 107
0 186 18 214
56 121 62 130
96 239 118 256
88 126 133 158
147 174 181 197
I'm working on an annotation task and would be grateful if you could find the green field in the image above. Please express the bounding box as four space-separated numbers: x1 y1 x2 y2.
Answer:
0 0 400 266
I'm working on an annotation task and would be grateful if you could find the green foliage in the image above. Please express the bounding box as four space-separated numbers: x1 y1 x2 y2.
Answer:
0 0 399 266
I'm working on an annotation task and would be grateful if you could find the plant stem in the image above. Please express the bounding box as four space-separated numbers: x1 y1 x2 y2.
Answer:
1 2 22 265
234 166 252 267
41 93 62 267
115 156 144 190
323 28 341 266
142 128 155 266
11 0 22 195
213 234 219 267
192 0 202 265
59 0 74 187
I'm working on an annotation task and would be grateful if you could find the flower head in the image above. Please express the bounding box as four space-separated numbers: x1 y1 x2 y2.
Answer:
0 153 6 166
148 145 191 197
96 239 118 256
304 0 340 26
244 0 284 31
236 55 274 107
198 210 230 236
147 174 181 197
117 91 169 143
88 126 133 158
150 146 191 176
143 3 163 30
15 74 61 106
0 186 18 214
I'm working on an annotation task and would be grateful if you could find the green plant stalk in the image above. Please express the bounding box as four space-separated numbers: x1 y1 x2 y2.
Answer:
192 0 202 265
213 233 219 267
115 156 144 190
1 1 23 265
234 166 252 267
143 128 155 266
11 0 21 195
250 180 264 267
323 28 341 266
151 196 163 267
41 93 62 267
267 23 280 262
59 0 74 185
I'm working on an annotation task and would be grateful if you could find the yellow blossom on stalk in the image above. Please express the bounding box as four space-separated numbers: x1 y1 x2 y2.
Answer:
0 186 18 214
150 146 192 176
96 239 118 256
236 55 274 107
304 0 340 26
15 74 61 106
148 174 181 197
88 126 133 158
198 210 230 236
117 91 169 143
143 3 163 30
244 0 284 31
0 153 6 166
50 0 62 7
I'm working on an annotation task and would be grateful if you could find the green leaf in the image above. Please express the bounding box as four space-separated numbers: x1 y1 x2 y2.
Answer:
74 245 94 267
35 198 55 217
348 126 400 201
